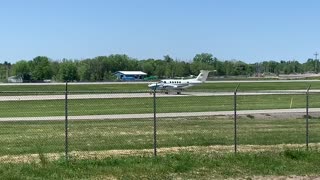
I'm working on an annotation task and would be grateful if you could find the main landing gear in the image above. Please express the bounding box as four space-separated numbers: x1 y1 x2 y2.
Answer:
164 90 181 95
163 90 182 95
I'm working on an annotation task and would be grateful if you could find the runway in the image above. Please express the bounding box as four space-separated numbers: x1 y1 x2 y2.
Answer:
0 90 318 101
1 79 320 86
0 108 318 122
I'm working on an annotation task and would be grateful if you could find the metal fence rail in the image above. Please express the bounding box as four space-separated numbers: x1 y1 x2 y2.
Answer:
0 83 319 162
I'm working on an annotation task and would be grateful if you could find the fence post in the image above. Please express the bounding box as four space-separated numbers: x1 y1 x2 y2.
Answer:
153 84 157 157
234 84 240 154
65 81 69 161
306 85 311 150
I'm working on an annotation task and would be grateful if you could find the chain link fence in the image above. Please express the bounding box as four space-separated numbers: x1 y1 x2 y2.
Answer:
0 84 319 162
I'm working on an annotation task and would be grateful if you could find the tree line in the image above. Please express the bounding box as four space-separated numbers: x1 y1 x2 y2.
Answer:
0 53 319 82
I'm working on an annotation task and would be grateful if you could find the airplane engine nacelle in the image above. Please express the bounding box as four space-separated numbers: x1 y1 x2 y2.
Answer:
148 83 163 90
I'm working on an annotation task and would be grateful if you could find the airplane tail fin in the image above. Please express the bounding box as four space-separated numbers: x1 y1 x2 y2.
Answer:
195 70 210 82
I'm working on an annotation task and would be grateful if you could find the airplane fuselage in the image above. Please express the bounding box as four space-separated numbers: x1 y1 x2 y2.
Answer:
148 70 210 94
158 79 202 89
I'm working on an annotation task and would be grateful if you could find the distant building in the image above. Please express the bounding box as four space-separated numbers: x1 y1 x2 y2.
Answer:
114 71 147 81
7 76 23 83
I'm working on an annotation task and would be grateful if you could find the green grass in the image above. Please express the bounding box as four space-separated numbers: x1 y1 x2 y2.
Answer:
0 94 319 117
0 117 319 156
193 81 319 91
0 150 320 179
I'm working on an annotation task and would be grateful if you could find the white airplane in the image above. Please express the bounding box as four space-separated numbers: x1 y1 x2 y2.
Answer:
148 70 211 94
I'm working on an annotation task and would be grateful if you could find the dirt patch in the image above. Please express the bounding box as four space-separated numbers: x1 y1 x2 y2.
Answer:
1 143 319 164
0 153 62 164
238 112 320 121
238 175 320 180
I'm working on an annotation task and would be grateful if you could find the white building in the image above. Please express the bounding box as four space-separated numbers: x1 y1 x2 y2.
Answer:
114 71 147 81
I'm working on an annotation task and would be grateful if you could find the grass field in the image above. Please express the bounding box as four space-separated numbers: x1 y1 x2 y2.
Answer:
0 117 320 179
0 94 319 117
0 117 319 156
193 81 319 91
1 150 320 179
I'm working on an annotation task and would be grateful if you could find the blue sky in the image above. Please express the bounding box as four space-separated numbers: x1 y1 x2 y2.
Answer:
0 0 319 63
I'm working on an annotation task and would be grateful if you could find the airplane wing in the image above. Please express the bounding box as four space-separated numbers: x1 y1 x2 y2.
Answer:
162 84 178 88
148 82 187 90
162 84 188 89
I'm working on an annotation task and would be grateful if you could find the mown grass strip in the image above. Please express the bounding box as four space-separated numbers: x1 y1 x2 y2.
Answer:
194 81 320 91
0 118 319 156
0 94 320 117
